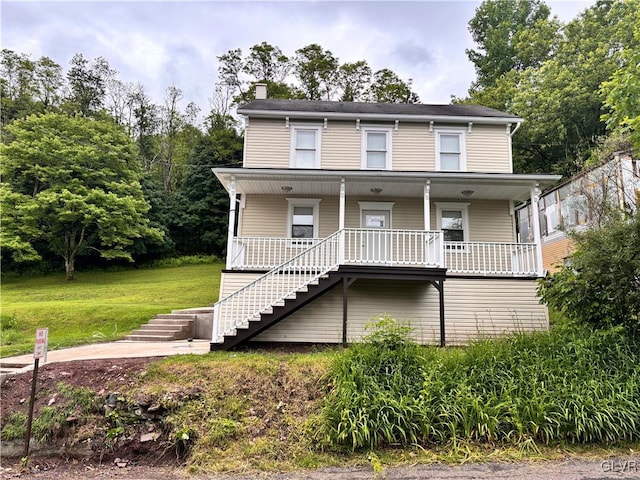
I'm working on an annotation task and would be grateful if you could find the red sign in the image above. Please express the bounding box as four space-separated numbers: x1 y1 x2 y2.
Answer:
34 328 48 360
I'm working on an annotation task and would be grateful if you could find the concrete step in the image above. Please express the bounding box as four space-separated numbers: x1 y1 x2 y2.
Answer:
125 312 196 341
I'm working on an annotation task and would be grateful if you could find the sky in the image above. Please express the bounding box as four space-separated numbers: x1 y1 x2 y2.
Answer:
1 0 594 118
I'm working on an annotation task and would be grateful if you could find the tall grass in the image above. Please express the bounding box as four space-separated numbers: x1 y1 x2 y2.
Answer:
320 317 640 450
0 262 223 357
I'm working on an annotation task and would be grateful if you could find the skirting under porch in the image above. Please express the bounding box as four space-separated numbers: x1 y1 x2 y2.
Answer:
217 271 548 347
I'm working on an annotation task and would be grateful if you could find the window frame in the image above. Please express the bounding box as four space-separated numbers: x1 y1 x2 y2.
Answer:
435 202 470 248
361 126 392 170
290 124 322 169
286 198 321 240
435 128 467 172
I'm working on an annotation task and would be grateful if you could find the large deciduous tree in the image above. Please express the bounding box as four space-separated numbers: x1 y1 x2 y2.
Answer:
1 113 162 279
466 0 558 91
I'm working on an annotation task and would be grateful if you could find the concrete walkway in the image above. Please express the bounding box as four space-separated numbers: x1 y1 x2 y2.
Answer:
0 339 211 382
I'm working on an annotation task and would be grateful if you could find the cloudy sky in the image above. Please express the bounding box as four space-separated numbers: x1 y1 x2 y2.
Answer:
2 0 593 116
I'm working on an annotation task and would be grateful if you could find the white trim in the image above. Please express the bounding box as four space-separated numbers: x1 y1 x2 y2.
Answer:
361 126 392 170
435 128 467 172
435 202 470 243
289 124 322 169
286 198 321 238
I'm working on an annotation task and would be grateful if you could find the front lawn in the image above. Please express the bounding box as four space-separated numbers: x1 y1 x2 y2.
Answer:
0 262 223 357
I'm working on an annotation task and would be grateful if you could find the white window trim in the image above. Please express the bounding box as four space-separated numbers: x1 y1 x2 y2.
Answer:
361 126 392 170
290 124 322 169
286 198 321 238
358 201 395 228
435 202 470 244
435 128 467 172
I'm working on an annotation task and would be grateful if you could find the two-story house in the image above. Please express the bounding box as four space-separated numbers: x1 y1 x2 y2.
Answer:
517 150 639 272
210 84 561 351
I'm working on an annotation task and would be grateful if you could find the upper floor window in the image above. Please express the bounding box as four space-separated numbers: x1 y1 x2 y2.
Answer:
361 127 392 170
435 129 466 171
290 125 321 169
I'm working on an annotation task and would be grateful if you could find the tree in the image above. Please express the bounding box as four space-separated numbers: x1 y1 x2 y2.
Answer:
1 113 162 279
33 56 64 111
366 69 419 104
466 0 558 91
65 53 113 116
538 213 640 335
601 23 640 152
1 49 37 123
294 44 339 100
170 113 243 257
338 61 371 102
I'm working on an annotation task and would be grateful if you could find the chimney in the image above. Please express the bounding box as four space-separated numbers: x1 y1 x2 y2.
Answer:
255 83 267 100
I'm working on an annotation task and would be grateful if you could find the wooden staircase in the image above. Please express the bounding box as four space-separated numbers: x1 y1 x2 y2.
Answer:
126 313 196 341
210 271 343 350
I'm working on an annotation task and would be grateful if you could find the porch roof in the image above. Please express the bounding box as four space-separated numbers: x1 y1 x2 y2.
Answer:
213 168 561 202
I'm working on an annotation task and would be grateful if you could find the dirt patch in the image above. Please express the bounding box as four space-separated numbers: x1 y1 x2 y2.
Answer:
0 358 181 477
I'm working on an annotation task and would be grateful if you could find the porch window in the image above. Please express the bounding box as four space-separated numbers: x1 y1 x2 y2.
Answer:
435 129 466 171
291 126 321 168
436 202 470 246
286 198 321 239
361 128 391 170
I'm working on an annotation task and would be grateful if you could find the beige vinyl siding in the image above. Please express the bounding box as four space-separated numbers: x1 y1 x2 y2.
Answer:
468 200 514 242
321 121 361 169
240 195 514 240
466 125 511 173
252 277 547 344
240 195 288 237
393 123 435 170
443 278 548 345
244 118 290 168
219 271 263 301
244 118 512 173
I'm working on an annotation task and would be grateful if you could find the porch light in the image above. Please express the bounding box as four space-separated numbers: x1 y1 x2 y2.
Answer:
461 190 474 197
281 185 293 193
370 188 383 195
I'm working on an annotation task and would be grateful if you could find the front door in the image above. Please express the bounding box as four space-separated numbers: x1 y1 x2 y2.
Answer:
362 209 391 263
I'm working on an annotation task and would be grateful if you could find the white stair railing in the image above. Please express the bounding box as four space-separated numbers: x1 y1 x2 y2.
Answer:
212 230 342 344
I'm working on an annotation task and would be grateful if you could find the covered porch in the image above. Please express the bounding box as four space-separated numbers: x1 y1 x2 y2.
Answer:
215 168 560 277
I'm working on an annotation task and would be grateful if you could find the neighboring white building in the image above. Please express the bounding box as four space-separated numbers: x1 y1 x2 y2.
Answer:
517 151 639 272
210 84 561 351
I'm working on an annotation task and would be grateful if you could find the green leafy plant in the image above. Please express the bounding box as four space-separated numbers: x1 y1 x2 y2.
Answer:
538 213 640 335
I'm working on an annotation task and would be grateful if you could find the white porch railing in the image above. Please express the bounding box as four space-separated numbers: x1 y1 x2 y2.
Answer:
342 229 442 267
443 241 538 276
229 237 323 269
213 230 342 343
228 230 539 276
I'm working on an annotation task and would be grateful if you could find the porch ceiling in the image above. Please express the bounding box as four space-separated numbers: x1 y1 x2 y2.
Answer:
213 168 561 202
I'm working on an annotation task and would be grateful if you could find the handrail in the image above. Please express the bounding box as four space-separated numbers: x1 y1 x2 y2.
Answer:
212 230 342 343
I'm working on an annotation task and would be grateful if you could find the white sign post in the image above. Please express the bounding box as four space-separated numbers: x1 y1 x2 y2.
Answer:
25 327 48 459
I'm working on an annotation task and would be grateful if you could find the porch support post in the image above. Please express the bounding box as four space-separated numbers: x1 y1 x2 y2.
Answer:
225 176 237 269
339 177 346 264
342 276 357 347
439 280 445 347
530 184 544 276
423 180 431 230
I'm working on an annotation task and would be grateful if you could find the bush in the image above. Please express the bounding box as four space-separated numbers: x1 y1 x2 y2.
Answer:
319 315 428 449
319 316 640 450
538 213 640 335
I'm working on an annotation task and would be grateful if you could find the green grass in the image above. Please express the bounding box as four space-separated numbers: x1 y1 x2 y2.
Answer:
0 262 224 357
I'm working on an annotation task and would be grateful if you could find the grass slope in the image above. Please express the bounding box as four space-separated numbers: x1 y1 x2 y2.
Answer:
0 262 223 357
